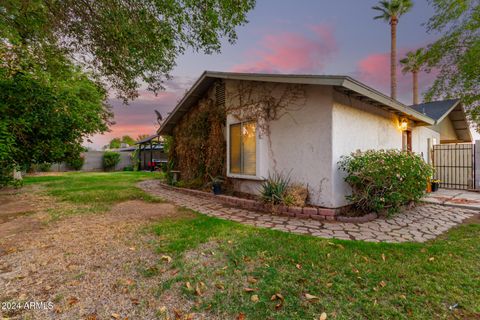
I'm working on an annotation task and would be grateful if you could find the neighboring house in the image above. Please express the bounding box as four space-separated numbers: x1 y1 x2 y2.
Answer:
158 71 472 209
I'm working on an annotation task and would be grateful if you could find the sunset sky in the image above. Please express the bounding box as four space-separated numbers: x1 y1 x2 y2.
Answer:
85 0 442 150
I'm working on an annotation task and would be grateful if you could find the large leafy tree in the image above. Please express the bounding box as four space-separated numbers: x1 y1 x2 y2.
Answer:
0 0 255 184
400 48 425 105
422 0 480 129
373 0 413 100
0 0 256 101
0 48 110 184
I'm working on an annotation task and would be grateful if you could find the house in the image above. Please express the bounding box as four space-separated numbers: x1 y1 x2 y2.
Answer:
158 71 472 209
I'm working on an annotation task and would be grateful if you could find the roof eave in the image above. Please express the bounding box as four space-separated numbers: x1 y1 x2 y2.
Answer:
341 78 435 125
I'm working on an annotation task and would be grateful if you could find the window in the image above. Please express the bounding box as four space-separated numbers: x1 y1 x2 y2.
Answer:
230 121 256 175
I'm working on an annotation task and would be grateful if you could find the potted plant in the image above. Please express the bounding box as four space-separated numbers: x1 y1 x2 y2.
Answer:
207 175 225 195
431 179 440 192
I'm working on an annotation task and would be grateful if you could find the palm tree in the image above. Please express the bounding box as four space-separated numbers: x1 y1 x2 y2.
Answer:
373 0 413 100
400 48 425 105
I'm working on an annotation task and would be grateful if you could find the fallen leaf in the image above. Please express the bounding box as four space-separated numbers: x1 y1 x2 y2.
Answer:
296 264 302 270
185 282 193 291
111 314 120 319
270 293 284 301
185 313 195 320
158 306 167 314
247 276 258 284
362 256 369 262
326 283 333 288
161 255 172 263
305 293 319 301
428 257 435 261
319 312 327 320
195 283 203 296
379 281 387 288
215 283 225 290
399 294 407 299
236 313 246 320
251 294 259 303
130 298 139 305
244 287 257 292
381 253 386 261
67 297 79 306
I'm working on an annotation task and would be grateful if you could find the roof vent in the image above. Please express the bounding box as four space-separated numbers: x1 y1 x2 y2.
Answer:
215 80 226 107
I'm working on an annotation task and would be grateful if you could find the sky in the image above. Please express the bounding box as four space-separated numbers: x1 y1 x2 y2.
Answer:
85 0 442 150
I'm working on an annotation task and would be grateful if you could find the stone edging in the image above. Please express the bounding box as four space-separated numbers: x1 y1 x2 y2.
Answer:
336 212 378 223
158 182 338 221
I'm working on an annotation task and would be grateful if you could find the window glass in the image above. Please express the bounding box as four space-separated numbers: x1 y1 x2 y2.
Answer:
230 123 241 173
242 122 256 175
229 122 256 175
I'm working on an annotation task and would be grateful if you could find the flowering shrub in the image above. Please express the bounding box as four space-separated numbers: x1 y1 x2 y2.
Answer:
339 149 433 215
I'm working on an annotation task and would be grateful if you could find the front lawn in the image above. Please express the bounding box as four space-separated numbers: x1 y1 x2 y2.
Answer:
20 172 480 319
149 212 480 319
24 171 162 219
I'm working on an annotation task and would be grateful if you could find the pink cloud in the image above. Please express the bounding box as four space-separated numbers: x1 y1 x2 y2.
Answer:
356 49 438 104
232 24 338 73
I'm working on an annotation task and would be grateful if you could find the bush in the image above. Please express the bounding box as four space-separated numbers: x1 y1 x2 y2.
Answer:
38 162 52 172
66 155 85 171
284 183 308 207
123 165 133 171
339 149 434 215
103 151 121 171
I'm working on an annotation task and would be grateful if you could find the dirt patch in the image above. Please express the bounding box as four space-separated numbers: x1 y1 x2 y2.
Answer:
0 200 208 319
463 214 480 225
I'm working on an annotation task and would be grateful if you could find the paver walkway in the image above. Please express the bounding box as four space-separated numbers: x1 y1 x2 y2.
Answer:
423 188 480 210
139 180 477 243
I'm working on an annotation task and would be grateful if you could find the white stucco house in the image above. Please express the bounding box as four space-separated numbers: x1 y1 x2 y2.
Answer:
158 71 472 209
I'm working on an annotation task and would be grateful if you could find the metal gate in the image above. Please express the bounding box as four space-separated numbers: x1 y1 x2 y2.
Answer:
432 143 475 190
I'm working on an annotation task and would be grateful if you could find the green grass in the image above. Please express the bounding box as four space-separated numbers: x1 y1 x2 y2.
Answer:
23 172 480 318
24 171 163 219
150 212 480 320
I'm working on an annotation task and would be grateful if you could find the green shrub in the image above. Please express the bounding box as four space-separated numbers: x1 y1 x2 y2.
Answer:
339 149 434 215
123 165 133 171
103 151 121 171
38 162 52 172
260 172 291 205
66 155 85 171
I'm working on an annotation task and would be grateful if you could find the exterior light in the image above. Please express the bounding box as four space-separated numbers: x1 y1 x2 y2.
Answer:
400 118 408 130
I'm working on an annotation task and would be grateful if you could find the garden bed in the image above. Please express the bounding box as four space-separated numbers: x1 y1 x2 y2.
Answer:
160 183 363 221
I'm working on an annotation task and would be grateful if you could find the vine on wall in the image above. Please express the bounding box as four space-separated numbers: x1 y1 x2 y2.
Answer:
168 93 226 186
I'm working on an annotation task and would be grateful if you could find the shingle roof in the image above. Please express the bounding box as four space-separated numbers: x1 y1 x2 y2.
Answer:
410 99 460 121
158 71 435 135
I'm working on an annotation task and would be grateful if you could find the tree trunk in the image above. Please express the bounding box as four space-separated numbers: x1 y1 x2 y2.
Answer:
412 70 419 105
390 17 398 100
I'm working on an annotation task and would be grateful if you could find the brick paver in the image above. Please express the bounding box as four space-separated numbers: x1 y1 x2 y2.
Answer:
139 180 477 243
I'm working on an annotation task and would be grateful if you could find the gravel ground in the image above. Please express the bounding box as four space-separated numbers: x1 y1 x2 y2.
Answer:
0 199 208 320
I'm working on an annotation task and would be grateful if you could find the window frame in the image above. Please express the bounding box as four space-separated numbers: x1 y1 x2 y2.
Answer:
227 120 262 180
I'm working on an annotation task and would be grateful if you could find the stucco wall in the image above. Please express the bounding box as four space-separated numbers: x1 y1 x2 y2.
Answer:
224 81 437 209
225 82 334 207
411 126 440 162
438 116 458 142
331 91 403 207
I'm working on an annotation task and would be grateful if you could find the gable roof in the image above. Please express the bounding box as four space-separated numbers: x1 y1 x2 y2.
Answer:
158 71 437 135
410 99 460 122
410 99 472 142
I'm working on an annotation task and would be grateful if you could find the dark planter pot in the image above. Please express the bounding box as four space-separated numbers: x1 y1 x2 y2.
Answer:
431 182 439 192
212 184 222 195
